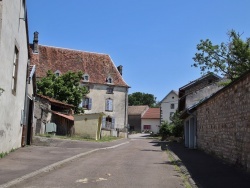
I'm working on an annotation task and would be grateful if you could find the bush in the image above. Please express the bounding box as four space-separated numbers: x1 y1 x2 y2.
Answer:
159 121 173 141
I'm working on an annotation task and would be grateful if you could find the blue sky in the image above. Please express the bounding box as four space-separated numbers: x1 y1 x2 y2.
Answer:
27 0 250 102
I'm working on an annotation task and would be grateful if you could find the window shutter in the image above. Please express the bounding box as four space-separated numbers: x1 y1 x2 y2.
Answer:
105 99 109 111
88 98 92 110
111 117 115 129
109 99 113 111
102 117 106 128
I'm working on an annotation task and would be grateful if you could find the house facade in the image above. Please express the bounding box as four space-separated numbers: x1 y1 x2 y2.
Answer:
160 90 178 123
128 105 149 132
141 108 161 133
30 33 129 136
0 0 32 153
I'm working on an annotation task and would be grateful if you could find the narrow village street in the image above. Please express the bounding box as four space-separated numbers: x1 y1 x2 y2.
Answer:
8 135 185 188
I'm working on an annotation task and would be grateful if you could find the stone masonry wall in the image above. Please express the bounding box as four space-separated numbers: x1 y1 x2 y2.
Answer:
197 72 250 171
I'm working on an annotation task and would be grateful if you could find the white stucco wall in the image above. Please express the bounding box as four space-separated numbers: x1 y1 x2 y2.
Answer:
141 119 160 133
160 91 178 123
0 0 28 153
83 84 128 129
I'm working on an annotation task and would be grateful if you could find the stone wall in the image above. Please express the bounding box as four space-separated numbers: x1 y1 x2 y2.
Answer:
196 72 250 171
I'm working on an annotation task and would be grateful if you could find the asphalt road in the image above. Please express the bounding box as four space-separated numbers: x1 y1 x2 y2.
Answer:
12 136 185 188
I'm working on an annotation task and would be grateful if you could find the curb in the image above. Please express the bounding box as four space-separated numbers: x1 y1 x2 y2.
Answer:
166 145 198 188
0 141 129 188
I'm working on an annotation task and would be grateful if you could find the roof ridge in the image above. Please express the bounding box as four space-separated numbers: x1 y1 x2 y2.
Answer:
39 44 108 55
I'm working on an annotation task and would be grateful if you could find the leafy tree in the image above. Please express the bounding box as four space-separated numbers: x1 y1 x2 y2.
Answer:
170 111 183 137
37 70 88 113
128 92 156 107
192 30 250 81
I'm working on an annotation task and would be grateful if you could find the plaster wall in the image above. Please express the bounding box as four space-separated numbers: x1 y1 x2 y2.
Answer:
84 84 128 129
0 0 28 153
141 119 160 133
160 91 178 123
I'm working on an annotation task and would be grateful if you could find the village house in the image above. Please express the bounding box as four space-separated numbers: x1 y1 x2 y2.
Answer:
141 108 161 133
180 70 250 171
34 94 74 136
178 73 223 149
29 33 130 137
0 0 35 153
159 90 178 123
128 105 149 132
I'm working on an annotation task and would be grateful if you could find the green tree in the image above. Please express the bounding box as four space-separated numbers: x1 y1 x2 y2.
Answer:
169 111 183 137
192 30 250 81
128 92 156 107
37 70 88 113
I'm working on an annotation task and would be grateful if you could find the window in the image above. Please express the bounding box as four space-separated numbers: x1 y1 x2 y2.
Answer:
107 87 113 94
54 70 61 77
102 116 115 129
170 112 174 118
12 46 19 94
106 76 113 84
82 74 89 82
170 103 175 109
79 97 92 110
144 125 151 130
105 98 113 111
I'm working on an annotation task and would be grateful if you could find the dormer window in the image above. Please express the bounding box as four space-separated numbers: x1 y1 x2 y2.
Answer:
54 70 61 77
106 76 113 84
83 74 89 82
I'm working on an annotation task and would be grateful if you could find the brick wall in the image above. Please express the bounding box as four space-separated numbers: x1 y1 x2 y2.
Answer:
196 72 250 170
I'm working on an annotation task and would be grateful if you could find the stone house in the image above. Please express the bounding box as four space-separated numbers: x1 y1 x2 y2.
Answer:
160 90 178 123
141 108 161 133
181 70 250 171
0 0 35 153
128 105 149 132
178 72 222 112
34 94 75 136
29 33 130 137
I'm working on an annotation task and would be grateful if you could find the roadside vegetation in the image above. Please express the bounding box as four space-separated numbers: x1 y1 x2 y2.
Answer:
159 111 183 141
37 134 120 142
0 148 16 159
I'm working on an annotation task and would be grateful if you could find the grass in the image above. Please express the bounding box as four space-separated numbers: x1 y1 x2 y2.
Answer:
0 148 16 159
37 134 120 142
166 149 192 188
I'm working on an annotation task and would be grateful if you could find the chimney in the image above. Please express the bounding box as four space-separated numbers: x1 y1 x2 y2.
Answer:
117 65 123 76
33 31 39 53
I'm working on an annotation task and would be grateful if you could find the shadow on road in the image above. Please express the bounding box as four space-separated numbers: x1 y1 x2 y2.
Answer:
167 142 250 188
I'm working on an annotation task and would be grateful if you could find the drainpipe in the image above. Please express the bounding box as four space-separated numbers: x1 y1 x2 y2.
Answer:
124 87 128 138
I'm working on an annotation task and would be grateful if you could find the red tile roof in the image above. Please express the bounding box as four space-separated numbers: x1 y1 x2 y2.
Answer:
142 108 160 119
30 45 129 87
52 111 74 121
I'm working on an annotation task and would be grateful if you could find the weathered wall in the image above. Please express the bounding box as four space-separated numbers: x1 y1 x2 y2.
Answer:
84 84 128 129
0 0 28 153
74 114 102 140
196 72 250 170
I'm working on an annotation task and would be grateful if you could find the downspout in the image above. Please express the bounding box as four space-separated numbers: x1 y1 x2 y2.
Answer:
124 87 128 138
22 60 30 146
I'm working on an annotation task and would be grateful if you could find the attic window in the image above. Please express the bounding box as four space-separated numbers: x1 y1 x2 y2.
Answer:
83 74 89 82
54 70 61 77
106 76 113 84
